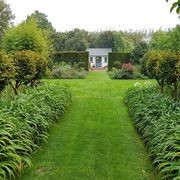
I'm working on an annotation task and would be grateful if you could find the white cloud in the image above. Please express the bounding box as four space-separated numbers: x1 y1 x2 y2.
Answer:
6 0 180 31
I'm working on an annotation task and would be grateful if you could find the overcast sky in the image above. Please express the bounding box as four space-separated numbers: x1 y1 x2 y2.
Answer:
6 0 180 32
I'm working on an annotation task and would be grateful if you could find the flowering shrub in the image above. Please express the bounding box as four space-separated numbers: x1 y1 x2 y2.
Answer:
121 63 133 72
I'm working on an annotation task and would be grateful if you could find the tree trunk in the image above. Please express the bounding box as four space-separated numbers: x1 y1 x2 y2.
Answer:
9 82 18 95
173 82 178 100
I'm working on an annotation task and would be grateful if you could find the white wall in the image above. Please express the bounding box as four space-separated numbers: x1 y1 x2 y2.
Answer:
89 56 108 68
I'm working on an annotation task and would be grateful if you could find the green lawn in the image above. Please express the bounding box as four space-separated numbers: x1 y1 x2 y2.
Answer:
20 71 157 180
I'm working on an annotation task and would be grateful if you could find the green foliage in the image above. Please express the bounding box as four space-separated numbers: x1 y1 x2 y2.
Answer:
26 10 54 31
166 0 180 13
64 28 89 51
10 50 47 94
0 84 71 179
2 18 50 57
113 31 134 52
108 67 148 80
0 50 15 92
94 31 114 48
124 85 180 179
108 52 131 70
0 0 14 41
131 41 149 64
146 50 180 98
51 51 89 71
52 62 87 79
150 25 180 52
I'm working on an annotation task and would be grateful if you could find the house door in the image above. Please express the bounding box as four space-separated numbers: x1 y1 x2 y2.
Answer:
96 56 102 67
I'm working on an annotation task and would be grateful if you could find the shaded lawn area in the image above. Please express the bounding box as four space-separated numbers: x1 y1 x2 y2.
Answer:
20 71 158 180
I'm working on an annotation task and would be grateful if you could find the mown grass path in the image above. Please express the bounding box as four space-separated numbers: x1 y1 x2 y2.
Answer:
20 71 157 180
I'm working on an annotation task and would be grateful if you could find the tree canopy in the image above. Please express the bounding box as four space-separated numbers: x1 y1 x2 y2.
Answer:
26 10 54 31
2 18 50 57
0 0 14 41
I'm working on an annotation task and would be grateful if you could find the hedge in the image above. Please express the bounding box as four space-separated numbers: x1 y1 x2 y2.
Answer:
108 52 131 70
51 51 89 71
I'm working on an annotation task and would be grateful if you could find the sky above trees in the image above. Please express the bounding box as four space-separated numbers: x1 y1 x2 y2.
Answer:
6 0 180 31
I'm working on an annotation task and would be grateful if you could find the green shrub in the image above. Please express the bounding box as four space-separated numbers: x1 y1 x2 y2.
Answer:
108 69 147 79
113 61 122 69
0 50 15 92
2 18 50 58
0 84 71 179
50 51 89 71
108 52 131 70
146 51 180 98
124 85 180 179
52 62 87 79
108 62 147 80
9 50 48 94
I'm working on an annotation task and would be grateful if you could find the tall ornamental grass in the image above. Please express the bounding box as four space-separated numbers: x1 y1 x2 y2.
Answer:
124 84 180 180
0 83 71 179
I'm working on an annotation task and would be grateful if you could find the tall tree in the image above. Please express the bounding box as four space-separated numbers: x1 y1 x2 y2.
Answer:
131 41 149 64
94 31 114 48
2 18 50 58
0 0 14 41
113 32 134 52
64 28 89 51
26 10 54 31
150 25 180 51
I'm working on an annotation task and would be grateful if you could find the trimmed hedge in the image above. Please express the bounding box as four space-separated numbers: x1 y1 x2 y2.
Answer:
124 85 180 179
108 52 131 71
108 52 131 70
50 51 89 71
0 84 71 179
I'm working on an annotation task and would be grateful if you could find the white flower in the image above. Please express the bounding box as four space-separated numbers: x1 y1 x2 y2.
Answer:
134 82 141 87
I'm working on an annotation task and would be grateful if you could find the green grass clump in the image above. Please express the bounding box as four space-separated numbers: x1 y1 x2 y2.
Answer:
0 84 71 179
124 85 180 179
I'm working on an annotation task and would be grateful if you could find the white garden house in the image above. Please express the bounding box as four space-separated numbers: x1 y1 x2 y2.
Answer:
86 48 112 68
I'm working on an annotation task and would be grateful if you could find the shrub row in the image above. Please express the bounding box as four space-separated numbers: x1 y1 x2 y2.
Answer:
52 62 87 79
108 52 131 70
108 68 148 79
0 84 71 179
50 51 89 71
124 85 180 179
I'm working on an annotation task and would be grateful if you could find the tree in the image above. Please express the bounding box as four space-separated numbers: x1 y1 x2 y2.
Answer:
26 10 54 31
113 32 134 52
157 51 180 99
0 50 15 92
0 0 14 41
131 41 149 64
150 25 180 52
26 10 55 51
30 53 48 86
53 32 67 51
2 18 50 58
9 50 47 94
94 31 114 48
166 0 180 13
64 28 89 51
146 50 180 98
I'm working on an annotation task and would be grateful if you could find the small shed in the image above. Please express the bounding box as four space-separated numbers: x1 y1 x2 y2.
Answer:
86 48 112 68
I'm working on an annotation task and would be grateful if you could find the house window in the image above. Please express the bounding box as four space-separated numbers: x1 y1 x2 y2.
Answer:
90 57 93 62
104 57 108 63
